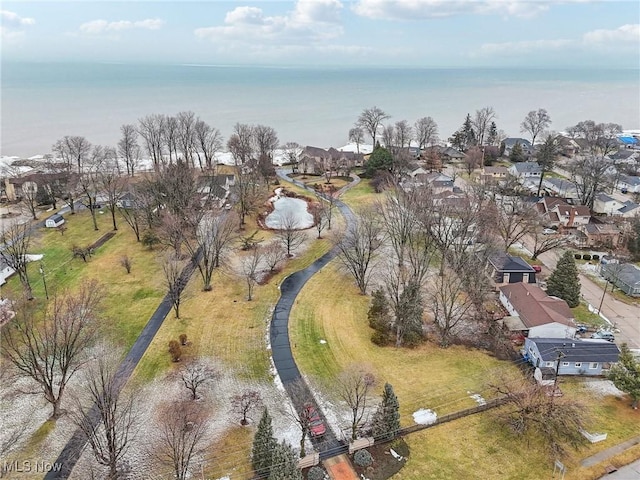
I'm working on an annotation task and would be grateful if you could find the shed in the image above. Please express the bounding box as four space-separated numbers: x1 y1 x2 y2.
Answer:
45 213 65 228
601 263 640 297
487 252 536 284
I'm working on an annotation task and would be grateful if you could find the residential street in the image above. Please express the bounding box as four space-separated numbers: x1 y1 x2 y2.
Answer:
520 235 640 349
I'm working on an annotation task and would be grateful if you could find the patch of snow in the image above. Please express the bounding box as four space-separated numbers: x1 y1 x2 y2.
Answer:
468 392 487 406
413 408 437 425
319 339 327 344
584 379 625 398
338 142 373 155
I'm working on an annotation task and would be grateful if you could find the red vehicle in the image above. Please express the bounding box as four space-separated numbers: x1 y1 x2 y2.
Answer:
531 265 542 273
303 403 326 437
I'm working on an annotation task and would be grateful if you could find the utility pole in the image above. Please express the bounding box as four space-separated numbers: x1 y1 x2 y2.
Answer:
551 349 566 406
39 262 49 300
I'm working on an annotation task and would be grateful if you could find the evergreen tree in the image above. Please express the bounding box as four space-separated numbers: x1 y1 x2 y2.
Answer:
395 281 424 346
252 408 277 478
509 142 525 162
546 251 581 308
487 121 498 146
364 146 393 178
462 113 477 149
368 288 392 345
371 383 401 440
608 343 640 409
268 441 302 480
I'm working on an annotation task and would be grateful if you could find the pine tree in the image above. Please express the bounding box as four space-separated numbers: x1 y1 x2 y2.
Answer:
546 251 581 308
395 281 424 346
509 142 525 162
487 121 498 146
608 343 640 409
268 441 303 480
252 408 277 478
627 217 640 262
368 288 392 344
372 383 401 441
462 113 477 150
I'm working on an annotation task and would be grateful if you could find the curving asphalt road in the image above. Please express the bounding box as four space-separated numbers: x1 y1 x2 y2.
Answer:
270 170 357 458
44 253 199 479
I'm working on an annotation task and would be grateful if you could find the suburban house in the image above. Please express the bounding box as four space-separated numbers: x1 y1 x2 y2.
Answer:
601 263 640 297
0 260 15 286
523 338 620 376
198 174 235 208
509 162 541 181
618 174 640 193
487 252 536 285
499 283 577 338
4 171 68 202
575 223 622 248
617 200 640 218
608 148 639 165
298 146 363 174
593 193 624 215
537 197 591 229
44 213 65 228
541 178 578 198
116 191 135 209
502 138 533 157
482 166 509 179
438 146 467 163
554 135 581 157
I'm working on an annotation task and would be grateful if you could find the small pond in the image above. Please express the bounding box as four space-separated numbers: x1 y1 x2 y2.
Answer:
264 194 314 229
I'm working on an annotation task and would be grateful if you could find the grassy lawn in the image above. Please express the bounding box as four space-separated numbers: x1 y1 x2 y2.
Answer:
4 210 165 348
339 178 378 210
288 260 640 478
289 262 517 422
289 173 352 191
572 303 606 327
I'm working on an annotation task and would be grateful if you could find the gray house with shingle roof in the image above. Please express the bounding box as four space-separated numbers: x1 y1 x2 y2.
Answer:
488 252 536 284
601 263 640 297
523 337 619 376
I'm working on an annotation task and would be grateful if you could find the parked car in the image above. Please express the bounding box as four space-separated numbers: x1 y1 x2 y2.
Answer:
542 228 556 235
303 403 326 437
576 325 588 334
590 331 615 342
531 265 542 273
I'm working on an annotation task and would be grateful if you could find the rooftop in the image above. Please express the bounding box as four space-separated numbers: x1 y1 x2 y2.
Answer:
500 283 575 329
528 337 620 363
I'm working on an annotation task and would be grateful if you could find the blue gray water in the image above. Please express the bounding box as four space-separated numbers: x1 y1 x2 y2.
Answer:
265 196 314 229
2 62 639 157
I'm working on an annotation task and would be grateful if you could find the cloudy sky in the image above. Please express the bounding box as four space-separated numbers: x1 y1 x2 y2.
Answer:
2 1 639 67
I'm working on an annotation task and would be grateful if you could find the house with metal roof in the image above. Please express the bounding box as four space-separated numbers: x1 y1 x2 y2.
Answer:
488 253 536 285
523 337 620 376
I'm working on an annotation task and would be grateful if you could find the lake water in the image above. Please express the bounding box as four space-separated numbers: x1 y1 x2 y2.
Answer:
265 196 314 229
1 62 639 158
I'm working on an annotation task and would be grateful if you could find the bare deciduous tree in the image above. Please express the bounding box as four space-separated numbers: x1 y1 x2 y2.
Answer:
71 350 137 480
492 196 538 251
97 150 127 231
520 108 551 147
0 221 34 299
414 116 439 149
276 211 306 257
488 372 586 456
194 118 223 171
241 247 263 301
181 361 217 400
177 111 197 167
473 106 496 146
262 242 286 272
336 208 384 295
463 146 483 174
429 267 475 347
120 255 132 274
348 126 365 154
2 283 101 418
162 256 188 319
189 211 238 291
152 400 210 480
336 365 376 441
569 155 614 209
138 114 166 172
357 106 390 146
118 124 140 177
20 180 39 220
232 390 263 425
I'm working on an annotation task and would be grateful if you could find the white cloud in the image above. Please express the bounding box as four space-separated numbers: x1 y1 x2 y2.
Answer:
476 23 640 58
583 24 640 45
1 10 35 42
1 10 35 27
79 18 165 34
194 0 344 45
352 0 553 20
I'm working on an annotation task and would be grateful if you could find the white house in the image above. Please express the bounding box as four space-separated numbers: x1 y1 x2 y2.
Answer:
617 200 640 218
44 213 65 228
618 174 640 193
593 193 624 215
509 162 542 181
499 283 577 338
0 260 15 286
